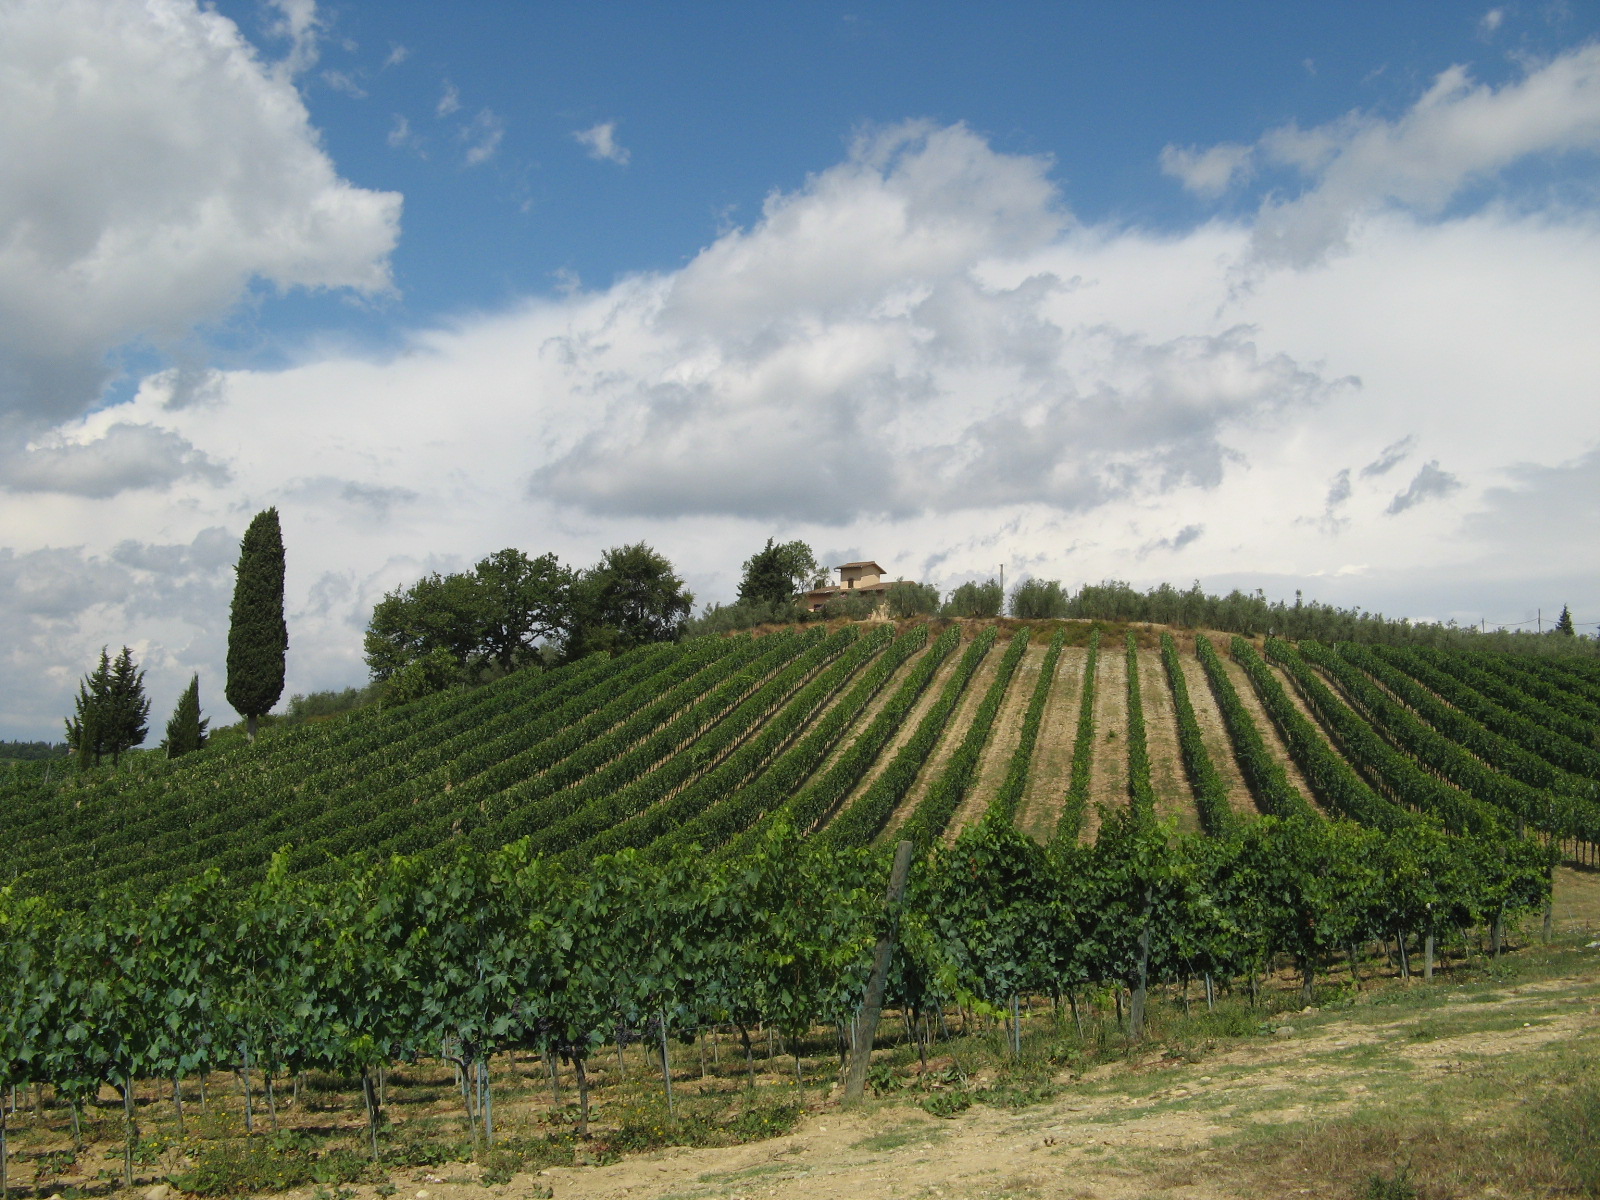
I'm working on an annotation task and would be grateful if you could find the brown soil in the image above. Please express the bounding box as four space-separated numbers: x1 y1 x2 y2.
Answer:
943 642 1044 844
881 640 1005 840
1014 646 1083 843
828 647 965 819
1172 653 1255 820
1213 654 1320 810
1137 649 1198 834
1082 643 1129 844
808 640 934 776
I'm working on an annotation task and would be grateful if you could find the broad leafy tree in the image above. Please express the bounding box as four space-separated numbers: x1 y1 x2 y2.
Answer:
943 578 1003 618
365 549 572 685
565 543 693 659
737 539 821 606
226 508 288 742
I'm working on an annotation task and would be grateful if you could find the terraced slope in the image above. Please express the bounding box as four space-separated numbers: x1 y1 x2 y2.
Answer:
4 619 1599 896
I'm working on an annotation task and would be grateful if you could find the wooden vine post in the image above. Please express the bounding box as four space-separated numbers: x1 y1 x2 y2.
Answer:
845 840 915 1104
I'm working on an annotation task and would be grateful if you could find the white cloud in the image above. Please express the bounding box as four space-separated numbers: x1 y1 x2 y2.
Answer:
437 80 461 117
1170 42 1600 267
2 422 230 497
384 43 410 68
1159 142 1254 196
265 0 321 78
1479 8 1506 37
0 0 401 434
2 121 1599 737
462 110 505 166
574 121 631 165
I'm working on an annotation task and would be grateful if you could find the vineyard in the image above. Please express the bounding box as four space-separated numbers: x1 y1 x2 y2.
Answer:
1 617 1599 1195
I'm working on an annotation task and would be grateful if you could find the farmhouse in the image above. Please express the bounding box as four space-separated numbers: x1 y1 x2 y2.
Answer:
803 560 912 612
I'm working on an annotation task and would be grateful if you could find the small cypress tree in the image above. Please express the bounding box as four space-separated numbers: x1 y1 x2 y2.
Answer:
1555 604 1576 637
226 508 288 742
163 674 209 758
65 646 113 769
64 646 149 768
105 646 150 765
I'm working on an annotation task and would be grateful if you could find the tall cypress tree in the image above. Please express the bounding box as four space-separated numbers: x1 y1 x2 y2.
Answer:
163 674 209 758
226 508 287 742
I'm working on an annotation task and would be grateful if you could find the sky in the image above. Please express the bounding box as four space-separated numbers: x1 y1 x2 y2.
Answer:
2 0 1599 741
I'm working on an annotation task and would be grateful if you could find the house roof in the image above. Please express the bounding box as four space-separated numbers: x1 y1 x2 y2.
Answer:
837 560 886 572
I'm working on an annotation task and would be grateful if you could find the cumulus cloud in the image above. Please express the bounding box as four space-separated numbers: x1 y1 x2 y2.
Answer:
3 118 1599 737
528 124 1342 523
574 121 630 165
0 0 401 432
1170 42 1600 268
1386 460 1464 514
1159 141 1254 196
2 423 230 497
0 528 238 738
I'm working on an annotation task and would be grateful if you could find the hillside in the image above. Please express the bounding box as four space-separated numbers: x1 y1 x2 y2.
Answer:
4 617 1598 897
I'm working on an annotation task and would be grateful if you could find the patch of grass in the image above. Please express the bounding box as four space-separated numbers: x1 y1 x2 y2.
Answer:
595 1095 803 1156
169 1136 379 1196
852 1122 942 1153
1539 1080 1600 1192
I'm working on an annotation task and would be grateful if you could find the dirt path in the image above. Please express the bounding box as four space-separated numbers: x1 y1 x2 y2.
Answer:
1173 653 1255 820
1214 654 1320 810
1138 650 1198 834
1082 642 1129 843
806 640 933 778
387 947 1600 1200
944 640 1044 843
882 642 1005 839
1014 646 1084 843
828 645 966 817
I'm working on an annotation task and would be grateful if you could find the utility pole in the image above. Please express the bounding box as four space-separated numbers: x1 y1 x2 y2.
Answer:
1538 608 1543 633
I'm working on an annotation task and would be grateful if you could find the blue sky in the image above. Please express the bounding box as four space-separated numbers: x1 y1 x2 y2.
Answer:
200 2 1599 356
2 1 1599 739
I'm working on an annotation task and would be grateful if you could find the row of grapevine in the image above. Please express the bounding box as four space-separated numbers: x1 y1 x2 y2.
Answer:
729 625 963 852
1465 652 1600 729
822 628 998 850
898 630 1030 851
510 628 858 857
573 623 901 860
1412 648 1600 774
1231 638 1411 831
1193 635 1313 819
1374 646 1600 782
987 629 1066 824
1123 632 1156 820
1339 644 1595 801
1053 629 1100 842
1159 633 1234 836
143 639 733 885
1262 639 1500 836
0 811 1556 1183
1299 640 1600 842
